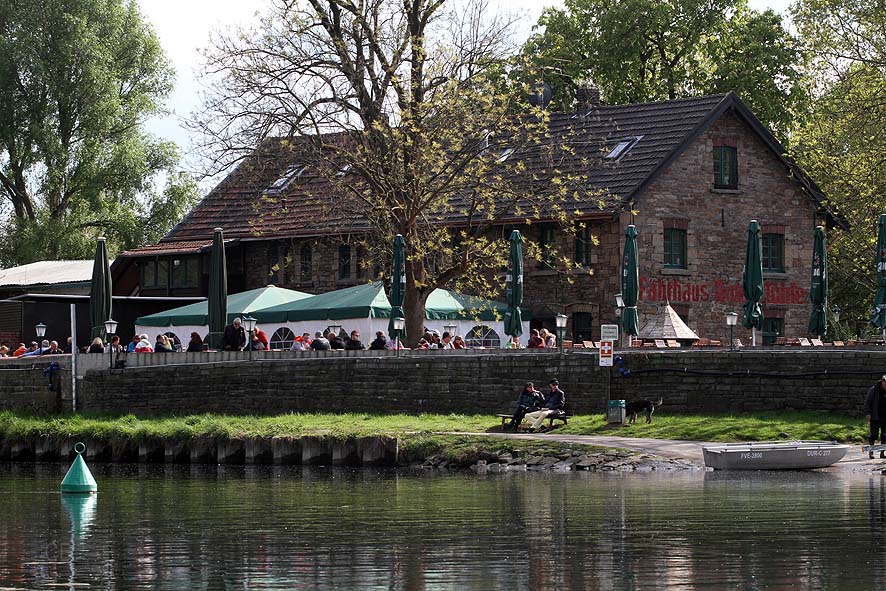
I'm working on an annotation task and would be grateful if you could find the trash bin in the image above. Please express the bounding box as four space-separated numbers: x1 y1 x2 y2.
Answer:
607 399 626 424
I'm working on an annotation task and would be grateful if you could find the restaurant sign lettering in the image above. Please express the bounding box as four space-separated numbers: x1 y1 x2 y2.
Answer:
639 277 807 305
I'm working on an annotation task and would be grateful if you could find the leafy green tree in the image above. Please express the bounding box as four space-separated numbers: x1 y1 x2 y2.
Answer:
523 0 805 138
0 0 197 265
194 0 599 345
791 0 886 336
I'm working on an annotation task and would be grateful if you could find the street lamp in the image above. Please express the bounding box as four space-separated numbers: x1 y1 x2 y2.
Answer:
555 313 567 355
328 324 343 339
832 305 841 322
393 317 405 357
726 312 738 352
36 322 47 338
614 293 625 347
242 315 257 360
443 324 457 337
104 318 118 370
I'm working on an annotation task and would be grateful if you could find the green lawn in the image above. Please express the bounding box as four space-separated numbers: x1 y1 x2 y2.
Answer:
0 409 868 444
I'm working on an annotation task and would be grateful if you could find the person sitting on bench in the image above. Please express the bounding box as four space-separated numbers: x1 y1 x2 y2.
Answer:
525 379 566 432
507 382 545 431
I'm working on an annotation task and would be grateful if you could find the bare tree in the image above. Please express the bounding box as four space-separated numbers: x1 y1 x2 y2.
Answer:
193 0 599 344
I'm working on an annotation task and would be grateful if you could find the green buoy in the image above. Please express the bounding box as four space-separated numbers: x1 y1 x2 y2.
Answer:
61 442 97 494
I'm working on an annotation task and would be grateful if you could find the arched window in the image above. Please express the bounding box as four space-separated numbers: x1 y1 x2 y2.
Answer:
270 327 295 350
465 325 500 348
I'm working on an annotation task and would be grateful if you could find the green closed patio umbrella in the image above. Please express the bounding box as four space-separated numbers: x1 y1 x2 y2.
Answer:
388 234 406 340
504 230 523 337
742 220 764 346
621 225 640 346
89 237 112 340
870 215 886 342
208 228 227 350
808 226 828 336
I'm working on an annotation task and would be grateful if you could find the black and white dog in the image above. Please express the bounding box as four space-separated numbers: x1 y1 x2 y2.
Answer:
625 397 663 424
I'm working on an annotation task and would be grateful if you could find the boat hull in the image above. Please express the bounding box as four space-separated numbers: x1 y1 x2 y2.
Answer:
703 441 849 470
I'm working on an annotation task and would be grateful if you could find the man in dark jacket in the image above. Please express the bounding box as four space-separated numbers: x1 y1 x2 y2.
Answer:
222 318 247 351
345 330 365 350
507 382 545 431
865 376 886 458
328 331 346 350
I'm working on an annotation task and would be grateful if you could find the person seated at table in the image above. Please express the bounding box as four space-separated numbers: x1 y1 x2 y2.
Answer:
507 382 545 431
186 332 204 352
247 329 266 351
540 328 556 349
526 329 545 348
505 335 522 349
524 379 566 432
328 331 345 350
134 334 154 353
369 331 387 350
310 331 330 351
453 335 467 349
345 330 365 350
154 334 174 352
88 337 105 353
222 318 246 351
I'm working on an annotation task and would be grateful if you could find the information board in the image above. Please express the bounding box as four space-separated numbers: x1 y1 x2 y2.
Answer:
600 324 619 341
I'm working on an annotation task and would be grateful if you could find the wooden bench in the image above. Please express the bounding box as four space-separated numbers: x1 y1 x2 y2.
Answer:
496 402 575 430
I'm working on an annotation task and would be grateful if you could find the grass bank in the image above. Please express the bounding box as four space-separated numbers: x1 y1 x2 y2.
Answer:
0 409 868 459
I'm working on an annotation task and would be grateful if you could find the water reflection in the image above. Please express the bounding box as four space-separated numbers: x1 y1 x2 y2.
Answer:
0 465 884 589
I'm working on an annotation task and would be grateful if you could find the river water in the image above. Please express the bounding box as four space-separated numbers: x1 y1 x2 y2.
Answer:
0 463 884 590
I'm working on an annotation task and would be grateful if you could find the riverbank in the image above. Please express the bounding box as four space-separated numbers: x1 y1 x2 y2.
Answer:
0 410 866 471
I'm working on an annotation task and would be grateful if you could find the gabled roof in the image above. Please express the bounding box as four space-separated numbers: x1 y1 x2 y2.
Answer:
125 92 840 256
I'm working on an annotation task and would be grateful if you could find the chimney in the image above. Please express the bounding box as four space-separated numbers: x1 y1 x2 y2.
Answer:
575 85 601 113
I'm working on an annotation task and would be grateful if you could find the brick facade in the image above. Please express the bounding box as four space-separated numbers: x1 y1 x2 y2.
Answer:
117 98 831 345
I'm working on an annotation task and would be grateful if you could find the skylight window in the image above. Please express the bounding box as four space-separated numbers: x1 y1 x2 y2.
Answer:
496 148 515 163
604 136 642 160
267 164 305 193
605 140 632 159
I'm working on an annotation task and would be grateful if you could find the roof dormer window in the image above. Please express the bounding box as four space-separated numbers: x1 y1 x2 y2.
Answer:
496 148 515 163
267 164 305 194
604 136 641 160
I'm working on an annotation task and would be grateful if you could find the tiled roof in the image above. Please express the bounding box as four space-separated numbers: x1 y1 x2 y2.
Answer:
116 239 237 257
136 92 834 249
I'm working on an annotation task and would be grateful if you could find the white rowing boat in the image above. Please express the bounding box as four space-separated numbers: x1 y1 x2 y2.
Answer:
702 440 849 470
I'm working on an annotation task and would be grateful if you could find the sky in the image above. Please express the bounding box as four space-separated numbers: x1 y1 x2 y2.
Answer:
138 0 794 174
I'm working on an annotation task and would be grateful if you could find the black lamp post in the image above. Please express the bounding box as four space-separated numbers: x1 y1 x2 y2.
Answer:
393 317 405 357
104 318 118 369
726 312 738 352
555 313 567 355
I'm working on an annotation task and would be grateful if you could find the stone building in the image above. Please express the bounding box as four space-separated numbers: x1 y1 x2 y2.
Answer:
112 91 842 344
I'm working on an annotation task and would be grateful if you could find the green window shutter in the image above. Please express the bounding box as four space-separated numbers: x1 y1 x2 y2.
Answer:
714 146 738 189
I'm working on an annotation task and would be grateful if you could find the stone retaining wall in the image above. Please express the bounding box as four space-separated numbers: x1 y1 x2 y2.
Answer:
71 349 886 417
0 356 71 413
